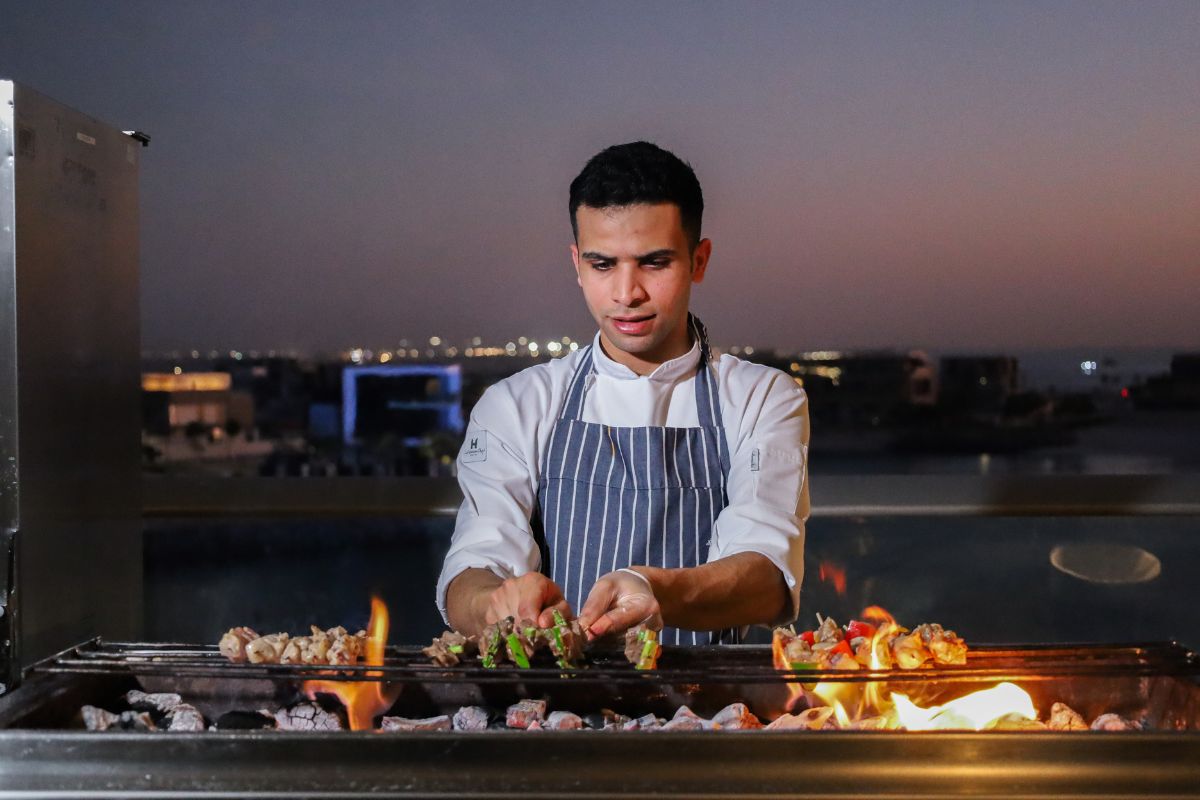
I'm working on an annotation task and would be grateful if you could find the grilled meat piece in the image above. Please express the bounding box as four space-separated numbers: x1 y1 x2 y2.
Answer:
325 626 369 665
505 699 548 729
245 633 290 664
888 630 931 670
219 626 260 662
381 715 452 732
504 619 541 668
711 702 763 730
1048 701 1089 731
452 705 490 732
624 624 662 670
545 611 586 667
422 630 478 667
913 623 967 666
280 626 332 665
813 615 843 645
479 617 514 668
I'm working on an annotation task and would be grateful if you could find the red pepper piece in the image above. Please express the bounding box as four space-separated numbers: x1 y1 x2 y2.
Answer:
799 630 816 645
845 620 877 641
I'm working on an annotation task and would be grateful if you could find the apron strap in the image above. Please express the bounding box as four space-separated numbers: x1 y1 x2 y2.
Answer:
689 314 732 479
558 344 595 421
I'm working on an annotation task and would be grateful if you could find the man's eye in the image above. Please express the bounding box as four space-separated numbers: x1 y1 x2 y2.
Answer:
590 261 613 271
646 259 671 269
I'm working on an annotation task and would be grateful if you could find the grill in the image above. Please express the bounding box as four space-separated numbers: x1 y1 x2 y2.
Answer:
1 638 1199 797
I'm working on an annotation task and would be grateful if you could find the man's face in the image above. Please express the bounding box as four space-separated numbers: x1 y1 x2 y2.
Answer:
571 203 711 372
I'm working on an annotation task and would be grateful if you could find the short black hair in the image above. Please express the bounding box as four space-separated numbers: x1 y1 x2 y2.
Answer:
569 141 704 249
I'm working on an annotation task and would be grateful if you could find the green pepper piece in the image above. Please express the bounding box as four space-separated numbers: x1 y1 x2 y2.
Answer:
506 633 530 669
552 609 567 628
447 644 463 654
637 637 658 670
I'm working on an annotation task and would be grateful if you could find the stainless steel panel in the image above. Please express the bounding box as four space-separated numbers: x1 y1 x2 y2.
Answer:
1 81 143 680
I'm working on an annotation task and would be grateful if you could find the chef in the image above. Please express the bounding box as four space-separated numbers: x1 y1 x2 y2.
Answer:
437 141 809 645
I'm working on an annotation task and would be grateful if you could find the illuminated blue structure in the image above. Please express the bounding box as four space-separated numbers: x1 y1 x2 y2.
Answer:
342 364 463 446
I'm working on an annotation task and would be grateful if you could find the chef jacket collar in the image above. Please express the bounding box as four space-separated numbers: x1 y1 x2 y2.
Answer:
590 328 702 383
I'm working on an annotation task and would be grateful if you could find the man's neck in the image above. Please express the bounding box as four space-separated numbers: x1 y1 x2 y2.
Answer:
597 324 694 377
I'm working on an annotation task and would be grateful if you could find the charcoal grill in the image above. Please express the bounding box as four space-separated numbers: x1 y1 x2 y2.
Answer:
1 638 1199 798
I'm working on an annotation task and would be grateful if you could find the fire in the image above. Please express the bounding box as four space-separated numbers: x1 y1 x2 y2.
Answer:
817 561 847 596
302 597 400 731
772 606 1039 731
893 682 1036 731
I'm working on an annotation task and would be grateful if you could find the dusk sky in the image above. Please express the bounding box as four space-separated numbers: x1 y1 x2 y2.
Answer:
2 2 1197 354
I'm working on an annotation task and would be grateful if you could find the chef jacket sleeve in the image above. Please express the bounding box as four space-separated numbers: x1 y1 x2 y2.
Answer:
436 381 541 625
709 366 809 625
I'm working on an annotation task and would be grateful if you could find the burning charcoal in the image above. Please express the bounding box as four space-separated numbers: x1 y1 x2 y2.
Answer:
219 626 259 663
624 625 662 670
505 699 547 729
1091 713 1143 732
851 715 894 731
452 705 490 732
246 633 290 664
125 690 182 715
165 704 207 732
423 630 478 667
765 706 836 731
214 710 276 731
913 623 968 666
987 714 1048 731
711 703 763 730
889 631 932 670
380 715 452 732
671 706 711 727
273 702 343 731
118 710 158 731
326 627 368 666
526 719 545 731
545 710 583 730
661 716 706 731
1048 702 1089 731
81 705 120 732
634 713 664 730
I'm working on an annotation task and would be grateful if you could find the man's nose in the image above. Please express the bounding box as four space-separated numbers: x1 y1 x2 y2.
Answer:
613 264 648 307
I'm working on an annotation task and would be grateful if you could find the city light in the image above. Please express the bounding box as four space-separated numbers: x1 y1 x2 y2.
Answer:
1081 360 1099 376
429 336 441 346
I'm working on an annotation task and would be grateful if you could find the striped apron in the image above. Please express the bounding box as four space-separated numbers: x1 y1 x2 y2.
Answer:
535 315 739 645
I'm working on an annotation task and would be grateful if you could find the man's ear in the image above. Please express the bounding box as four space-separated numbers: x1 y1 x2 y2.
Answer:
571 243 583 288
691 238 712 284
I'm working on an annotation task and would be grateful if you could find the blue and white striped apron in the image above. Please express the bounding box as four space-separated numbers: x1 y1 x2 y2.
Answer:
535 315 739 645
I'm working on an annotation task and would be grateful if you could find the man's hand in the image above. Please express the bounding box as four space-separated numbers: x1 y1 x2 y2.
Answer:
577 569 663 638
485 573 573 629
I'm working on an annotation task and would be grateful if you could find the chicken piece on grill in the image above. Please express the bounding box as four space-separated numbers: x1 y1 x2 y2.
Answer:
913 623 967 666
422 630 478 667
624 624 662 670
711 702 763 730
219 626 260 662
280 626 332 665
325 626 369 665
245 633 290 664
505 699 548 729
888 630 931 670
813 615 844 645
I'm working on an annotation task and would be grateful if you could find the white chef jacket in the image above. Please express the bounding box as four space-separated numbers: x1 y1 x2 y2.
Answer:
436 331 810 626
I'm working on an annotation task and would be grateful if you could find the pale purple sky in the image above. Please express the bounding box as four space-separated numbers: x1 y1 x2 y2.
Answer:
2 1 1197 353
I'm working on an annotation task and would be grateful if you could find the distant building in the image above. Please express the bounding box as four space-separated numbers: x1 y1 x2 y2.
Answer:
758 350 936 428
342 364 464 445
141 372 254 435
938 356 1019 415
1131 353 1200 410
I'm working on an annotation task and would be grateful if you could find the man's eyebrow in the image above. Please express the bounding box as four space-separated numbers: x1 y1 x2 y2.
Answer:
636 249 677 260
580 251 614 260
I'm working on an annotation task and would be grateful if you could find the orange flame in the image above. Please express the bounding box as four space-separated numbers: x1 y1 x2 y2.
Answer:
772 606 1039 730
817 561 847 596
302 597 400 731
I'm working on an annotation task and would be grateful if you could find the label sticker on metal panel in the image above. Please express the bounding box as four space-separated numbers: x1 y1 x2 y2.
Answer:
463 431 488 463
75 132 96 146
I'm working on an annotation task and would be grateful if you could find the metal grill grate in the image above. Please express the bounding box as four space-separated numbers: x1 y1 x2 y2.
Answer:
27 638 1200 685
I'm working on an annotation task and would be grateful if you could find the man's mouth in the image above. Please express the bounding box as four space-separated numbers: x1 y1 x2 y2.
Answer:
610 314 656 336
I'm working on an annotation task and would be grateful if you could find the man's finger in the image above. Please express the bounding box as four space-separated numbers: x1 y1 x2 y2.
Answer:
576 581 616 632
586 605 644 638
536 599 572 628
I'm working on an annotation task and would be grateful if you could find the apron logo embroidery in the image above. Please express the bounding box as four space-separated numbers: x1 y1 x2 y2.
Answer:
462 431 488 463
750 448 760 472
